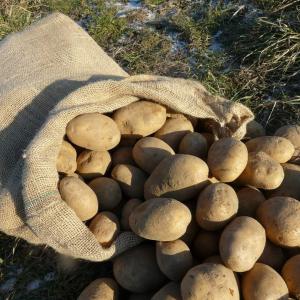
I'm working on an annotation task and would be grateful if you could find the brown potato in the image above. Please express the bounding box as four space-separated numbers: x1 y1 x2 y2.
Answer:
66 113 120 151
238 151 284 190
111 164 147 198
196 183 238 230
59 177 98 221
178 132 208 159
193 230 220 260
111 147 135 167
282 254 300 298
245 120 266 139
181 263 239 300
129 198 191 241
246 136 295 163
132 137 175 173
151 282 181 300
89 212 120 247
242 263 289 300
156 240 193 281
56 140 77 174
113 101 166 138
113 244 165 293
207 138 248 182
144 154 209 202
121 198 143 230
77 150 111 179
219 216 266 272
256 196 300 247
77 278 119 300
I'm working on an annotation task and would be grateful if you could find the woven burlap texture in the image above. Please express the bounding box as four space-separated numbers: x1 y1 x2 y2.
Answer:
0 13 253 261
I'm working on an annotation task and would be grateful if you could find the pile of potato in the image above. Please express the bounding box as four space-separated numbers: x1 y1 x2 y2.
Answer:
56 100 300 300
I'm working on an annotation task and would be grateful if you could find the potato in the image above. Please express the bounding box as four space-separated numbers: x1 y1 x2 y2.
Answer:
152 282 181 300
154 117 194 151
89 212 120 247
121 198 142 230
113 101 166 138
56 140 77 174
237 186 265 217
193 230 219 260
219 216 266 272
245 120 265 139
256 196 300 247
242 263 289 300
132 137 175 173
181 263 239 300
144 154 209 202
59 177 98 221
113 244 165 293
66 113 120 151
207 138 248 182
196 183 238 230
156 240 193 281
282 254 300 298
112 146 135 167
178 132 208 159
246 136 295 163
129 198 191 241
77 150 111 179
77 278 119 300
238 151 284 189
111 164 147 198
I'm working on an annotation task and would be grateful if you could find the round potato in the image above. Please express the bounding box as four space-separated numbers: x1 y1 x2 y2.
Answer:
56 140 77 174
246 136 295 163
245 120 266 139
59 177 98 221
89 212 120 247
152 282 181 300
156 240 193 281
77 150 111 179
129 198 191 241
207 138 248 182
132 137 175 173
66 113 120 151
113 101 166 138
219 216 266 272
238 151 284 189
196 183 238 230
77 278 119 300
181 263 239 300
121 198 143 230
112 147 135 167
144 154 209 202
256 196 300 247
193 230 219 260
178 132 208 159
282 254 300 298
111 164 147 198
88 177 122 211
242 263 289 300
113 244 165 293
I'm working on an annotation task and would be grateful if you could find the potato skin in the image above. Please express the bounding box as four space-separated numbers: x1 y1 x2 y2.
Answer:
256 196 300 247
242 263 289 300
282 255 300 298
133 137 175 173
56 140 77 174
121 198 143 230
245 120 266 139
151 282 181 300
178 132 208 159
196 183 238 230
181 263 239 300
193 230 219 260
113 244 165 293
207 138 248 182
113 101 166 138
66 113 120 151
59 177 98 221
77 278 119 300
112 147 135 167
219 216 266 272
144 154 209 202
156 240 193 281
129 198 191 241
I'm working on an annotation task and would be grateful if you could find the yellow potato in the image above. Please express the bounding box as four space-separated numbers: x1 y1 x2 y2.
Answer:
56 140 77 174
178 132 208 159
111 146 135 167
152 282 181 300
120 198 142 230
193 230 220 260
245 120 265 139
282 254 300 299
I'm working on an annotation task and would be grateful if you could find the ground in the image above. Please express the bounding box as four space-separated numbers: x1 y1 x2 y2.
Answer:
0 0 299 299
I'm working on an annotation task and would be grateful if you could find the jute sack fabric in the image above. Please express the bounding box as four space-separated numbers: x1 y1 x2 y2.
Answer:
0 13 254 261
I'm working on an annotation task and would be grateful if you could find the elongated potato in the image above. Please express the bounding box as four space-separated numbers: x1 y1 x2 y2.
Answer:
245 120 265 139
242 263 289 300
129 198 191 241
219 216 266 272
56 140 77 174
112 147 135 167
181 263 239 300
282 255 300 298
144 154 209 202
193 230 219 260
66 113 120 151
121 198 143 230
151 282 181 300
207 138 248 182
256 196 300 247
178 132 208 159
132 137 175 173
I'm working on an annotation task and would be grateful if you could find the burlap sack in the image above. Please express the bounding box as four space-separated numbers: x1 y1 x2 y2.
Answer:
0 13 253 261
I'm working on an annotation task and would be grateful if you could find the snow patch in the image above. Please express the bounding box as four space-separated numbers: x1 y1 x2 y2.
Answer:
27 279 42 291
0 278 16 293
115 0 142 17
168 32 188 54
209 30 223 52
